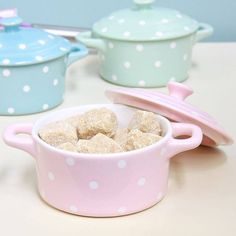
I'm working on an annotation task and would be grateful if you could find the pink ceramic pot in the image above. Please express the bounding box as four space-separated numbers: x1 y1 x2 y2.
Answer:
3 104 202 217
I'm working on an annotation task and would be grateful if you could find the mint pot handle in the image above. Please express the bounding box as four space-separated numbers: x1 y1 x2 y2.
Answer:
67 43 88 66
166 123 203 159
195 23 214 42
3 123 36 157
75 31 106 52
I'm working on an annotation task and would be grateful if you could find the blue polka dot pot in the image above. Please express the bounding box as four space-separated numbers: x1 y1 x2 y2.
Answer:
76 0 213 88
0 16 88 115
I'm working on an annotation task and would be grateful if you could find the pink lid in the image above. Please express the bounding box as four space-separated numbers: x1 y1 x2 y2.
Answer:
106 82 233 147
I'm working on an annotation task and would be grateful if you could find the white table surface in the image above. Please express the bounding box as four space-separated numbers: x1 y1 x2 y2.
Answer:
0 43 235 236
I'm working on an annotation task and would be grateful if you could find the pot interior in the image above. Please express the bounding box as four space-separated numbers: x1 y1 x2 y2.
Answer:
33 104 170 153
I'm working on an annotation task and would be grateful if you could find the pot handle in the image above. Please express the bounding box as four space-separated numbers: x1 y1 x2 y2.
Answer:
67 43 88 66
75 31 106 52
3 123 36 158
166 123 202 159
195 23 214 42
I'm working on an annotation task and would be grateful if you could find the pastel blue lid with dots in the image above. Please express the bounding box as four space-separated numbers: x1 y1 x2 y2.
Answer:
93 0 199 41
0 16 71 66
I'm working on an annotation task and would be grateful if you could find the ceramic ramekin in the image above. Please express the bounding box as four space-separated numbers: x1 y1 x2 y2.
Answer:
3 104 202 217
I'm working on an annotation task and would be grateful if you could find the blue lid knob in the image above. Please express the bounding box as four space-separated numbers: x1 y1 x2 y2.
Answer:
0 17 22 32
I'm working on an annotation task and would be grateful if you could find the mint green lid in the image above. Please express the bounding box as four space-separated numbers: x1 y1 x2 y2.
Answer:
93 0 199 41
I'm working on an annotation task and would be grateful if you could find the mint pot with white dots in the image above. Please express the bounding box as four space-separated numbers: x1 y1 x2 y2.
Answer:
76 0 213 87
3 104 203 217
0 16 88 115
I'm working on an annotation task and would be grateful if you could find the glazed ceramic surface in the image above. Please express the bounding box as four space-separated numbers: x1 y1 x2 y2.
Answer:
76 0 213 87
0 16 88 115
3 104 202 217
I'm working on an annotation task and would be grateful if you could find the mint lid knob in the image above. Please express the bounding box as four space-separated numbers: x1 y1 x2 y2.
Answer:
134 0 155 8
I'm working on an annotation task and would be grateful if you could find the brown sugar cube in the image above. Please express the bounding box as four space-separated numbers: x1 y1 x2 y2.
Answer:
38 121 78 147
77 133 123 154
125 129 162 151
57 142 78 152
64 115 81 128
128 110 161 135
113 128 129 149
76 108 118 139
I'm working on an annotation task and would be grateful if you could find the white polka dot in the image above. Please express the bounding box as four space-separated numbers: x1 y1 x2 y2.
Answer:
183 54 188 61
157 192 163 201
169 77 176 82
137 177 146 186
0 44 3 48
123 31 131 37
69 205 78 212
155 32 164 37
23 85 31 93
43 66 49 73
139 20 146 26
101 27 108 33
118 160 127 169
38 40 46 45
108 42 114 49
7 107 15 114
48 35 55 39
2 69 11 77
35 56 43 61
160 148 167 157
184 26 190 31
136 44 144 52
53 79 59 86
18 44 27 50
60 47 67 52
170 42 177 49
117 206 127 214
161 18 169 24
112 75 117 81
118 19 125 24
154 60 162 68
66 157 75 166
108 15 115 20
42 104 49 110
138 80 146 86
2 59 10 65
48 172 55 181
89 181 99 190
176 14 183 18
124 61 131 69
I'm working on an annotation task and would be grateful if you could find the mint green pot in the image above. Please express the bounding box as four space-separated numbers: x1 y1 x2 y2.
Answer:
77 0 213 88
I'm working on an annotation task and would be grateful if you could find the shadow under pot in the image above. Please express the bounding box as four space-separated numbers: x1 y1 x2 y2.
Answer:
0 16 88 115
3 104 202 217
76 0 213 88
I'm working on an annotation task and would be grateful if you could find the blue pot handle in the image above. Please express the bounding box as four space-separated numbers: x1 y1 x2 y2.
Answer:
195 23 214 42
67 43 88 66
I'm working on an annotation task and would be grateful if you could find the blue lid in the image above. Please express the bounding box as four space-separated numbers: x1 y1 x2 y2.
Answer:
0 17 71 66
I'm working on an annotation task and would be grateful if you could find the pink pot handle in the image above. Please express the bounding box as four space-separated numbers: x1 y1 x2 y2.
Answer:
3 123 36 157
167 123 203 158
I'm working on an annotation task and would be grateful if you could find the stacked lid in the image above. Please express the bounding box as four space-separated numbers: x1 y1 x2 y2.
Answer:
0 15 71 66
93 0 199 41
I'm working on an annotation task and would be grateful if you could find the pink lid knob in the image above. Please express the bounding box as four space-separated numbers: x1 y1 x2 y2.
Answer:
168 82 193 101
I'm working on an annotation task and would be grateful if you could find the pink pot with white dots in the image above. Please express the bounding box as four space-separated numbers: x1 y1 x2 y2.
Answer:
3 104 202 217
